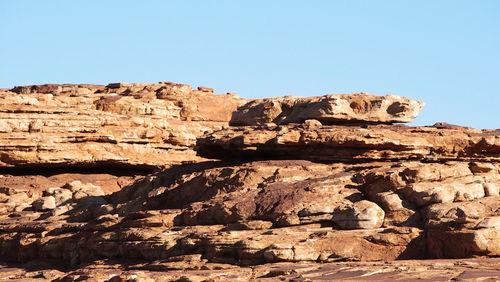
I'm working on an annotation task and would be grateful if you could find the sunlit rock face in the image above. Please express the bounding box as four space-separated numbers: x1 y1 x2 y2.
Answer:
0 82 246 169
230 93 425 125
1 84 499 281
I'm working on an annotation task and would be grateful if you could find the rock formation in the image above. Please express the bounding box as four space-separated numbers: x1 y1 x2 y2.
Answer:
0 82 244 169
0 84 499 281
230 93 425 125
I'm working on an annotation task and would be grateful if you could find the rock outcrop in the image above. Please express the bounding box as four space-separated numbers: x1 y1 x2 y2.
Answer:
230 93 425 125
0 85 499 281
197 123 500 162
0 82 245 169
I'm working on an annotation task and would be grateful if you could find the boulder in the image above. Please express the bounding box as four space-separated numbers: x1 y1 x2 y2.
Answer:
32 196 56 211
44 187 73 206
332 200 385 229
230 93 424 125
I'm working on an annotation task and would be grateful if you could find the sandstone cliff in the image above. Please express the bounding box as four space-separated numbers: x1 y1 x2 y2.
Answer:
0 82 245 169
0 84 499 281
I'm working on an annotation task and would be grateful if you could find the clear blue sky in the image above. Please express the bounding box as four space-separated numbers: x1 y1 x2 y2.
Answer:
1 1 499 128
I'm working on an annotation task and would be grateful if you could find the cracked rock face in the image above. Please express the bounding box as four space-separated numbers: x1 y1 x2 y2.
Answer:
0 84 499 281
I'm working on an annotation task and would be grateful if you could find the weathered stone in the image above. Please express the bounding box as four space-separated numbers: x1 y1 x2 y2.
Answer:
230 93 425 125
4 258 500 281
377 192 404 211
44 187 73 206
32 196 56 211
428 229 500 258
476 216 500 229
423 196 500 230
64 180 105 199
302 118 322 129
1 83 500 278
332 200 385 229
197 124 500 162
197 86 214 93
227 220 273 230
484 183 499 196
78 196 107 207
0 82 245 169
470 162 496 173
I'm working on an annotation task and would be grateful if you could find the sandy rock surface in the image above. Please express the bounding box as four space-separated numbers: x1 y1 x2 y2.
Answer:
0 83 499 281
0 82 245 169
197 123 500 162
230 93 425 125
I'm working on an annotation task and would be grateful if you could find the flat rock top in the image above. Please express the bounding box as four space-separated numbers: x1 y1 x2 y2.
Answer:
230 93 425 125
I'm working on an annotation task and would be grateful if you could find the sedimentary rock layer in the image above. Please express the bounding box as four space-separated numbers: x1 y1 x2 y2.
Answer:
3 258 500 281
198 123 500 162
230 93 425 125
1 85 499 281
0 82 245 168
1 159 498 269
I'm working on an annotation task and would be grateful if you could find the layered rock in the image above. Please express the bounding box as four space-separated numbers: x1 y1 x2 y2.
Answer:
1 87 499 281
197 123 500 162
0 82 245 169
3 258 500 281
1 159 497 267
230 93 425 125
0 161 426 268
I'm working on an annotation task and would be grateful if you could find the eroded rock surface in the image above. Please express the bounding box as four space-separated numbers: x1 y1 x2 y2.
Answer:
3 258 500 281
0 82 245 169
0 159 498 269
0 85 499 281
197 123 500 162
230 93 425 125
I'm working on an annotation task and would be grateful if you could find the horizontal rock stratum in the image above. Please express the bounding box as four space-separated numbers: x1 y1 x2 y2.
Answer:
0 82 499 281
0 82 245 168
230 93 425 125
197 123 500 162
